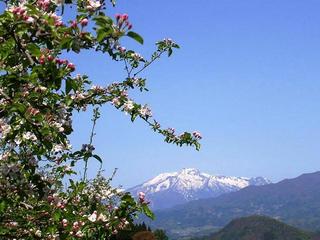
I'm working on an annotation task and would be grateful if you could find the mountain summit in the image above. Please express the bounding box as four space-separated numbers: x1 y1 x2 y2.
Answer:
128 168 270 209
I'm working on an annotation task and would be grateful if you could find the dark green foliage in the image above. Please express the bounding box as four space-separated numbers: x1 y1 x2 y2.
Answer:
111 223 168 240
153 229 169 240
110 222 150 240
190 216 320 240
211 215 315 240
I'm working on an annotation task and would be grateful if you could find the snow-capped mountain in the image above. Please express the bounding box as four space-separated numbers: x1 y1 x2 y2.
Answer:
128 168 271 210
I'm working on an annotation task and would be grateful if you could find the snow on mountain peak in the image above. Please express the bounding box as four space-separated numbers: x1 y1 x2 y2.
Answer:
180 168 201 175
128 168 271 210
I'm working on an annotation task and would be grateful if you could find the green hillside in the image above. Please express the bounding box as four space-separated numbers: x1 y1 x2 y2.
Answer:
210 215 314 240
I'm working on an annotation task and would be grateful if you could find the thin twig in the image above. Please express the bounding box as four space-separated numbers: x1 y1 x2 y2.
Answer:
12 31 35 65
83 107 100 180
133 50 165 77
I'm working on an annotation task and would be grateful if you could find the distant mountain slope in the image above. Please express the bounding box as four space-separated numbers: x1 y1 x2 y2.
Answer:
150 171 320 237
211 215 315 240
128 168 270 210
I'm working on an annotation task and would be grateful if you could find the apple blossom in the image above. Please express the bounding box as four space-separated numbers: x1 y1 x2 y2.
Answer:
88 211 98 222
123 100 134 111
0 0 201 238
193 131 202 139
34 230 42 237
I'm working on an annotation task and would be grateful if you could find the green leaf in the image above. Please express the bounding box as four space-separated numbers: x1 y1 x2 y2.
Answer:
92 154 102 163
94 15 113 26
195 142 201 151
60 37 73 50
26 43 41 57
127 31 144 45
0 200 7 214
121 194 135 205
142 204 155 220
65 78 72 94
53 210 61 221
10 103 26 113
96 29 108 42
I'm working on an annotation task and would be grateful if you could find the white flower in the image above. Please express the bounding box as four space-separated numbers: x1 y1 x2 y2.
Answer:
22 131 37 141
88 211 97 222
91 85 104 92
111 97 121 107
123 100 134 112
75 230 84 238
26 17 35 23
0 123 11 138
0 151 10 161
8 221 18 227
131 52 143 61
63 165 71 171
86 0 101 10
97 213 108 222
35 230 41 237
52 122 64 132
52 144 64 152
13 137 21 145
139 105 152 117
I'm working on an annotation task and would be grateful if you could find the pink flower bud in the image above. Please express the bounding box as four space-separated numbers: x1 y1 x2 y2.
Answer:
122 14 128 21
138 191 145 203
128 24 132 30
192 131 202 139
19 8 26 15
55 59 63 65
70 20 77 28
47 55 54 61
39 55 45 65
47 195 54 202
55 21 63 27
11 7 21 14
115 14 121 21
56 201 65 209
67 63 75 71
26 16 35 24
62 219 68 227
80 18 88 27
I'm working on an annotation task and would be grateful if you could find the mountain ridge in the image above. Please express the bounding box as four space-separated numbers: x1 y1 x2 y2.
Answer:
149 171 320 238
128 168 270 210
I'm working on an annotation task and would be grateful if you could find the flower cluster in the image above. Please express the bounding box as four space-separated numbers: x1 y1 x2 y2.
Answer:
0 0 201 238
38 52 75 71
9 5 35 23
115 13 132 31
86 0 102 11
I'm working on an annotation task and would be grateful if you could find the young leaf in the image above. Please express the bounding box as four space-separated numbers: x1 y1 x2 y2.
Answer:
127 31 144 45
26 43 41 57
92 154 102 163
142 204 155 220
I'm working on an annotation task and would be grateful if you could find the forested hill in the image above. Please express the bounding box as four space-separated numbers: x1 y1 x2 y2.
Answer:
210 215 317 240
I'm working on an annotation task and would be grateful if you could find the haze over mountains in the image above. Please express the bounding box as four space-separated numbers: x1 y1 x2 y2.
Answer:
149 171 320 239
128 168 271 210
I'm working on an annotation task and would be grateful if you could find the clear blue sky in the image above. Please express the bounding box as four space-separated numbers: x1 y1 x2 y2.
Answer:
68 0 320 188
